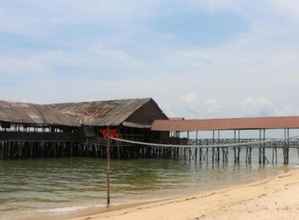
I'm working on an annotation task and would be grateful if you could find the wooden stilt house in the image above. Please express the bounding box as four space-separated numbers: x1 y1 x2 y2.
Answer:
0 98 168 159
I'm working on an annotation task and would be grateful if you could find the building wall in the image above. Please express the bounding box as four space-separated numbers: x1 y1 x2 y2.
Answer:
125 99 168 126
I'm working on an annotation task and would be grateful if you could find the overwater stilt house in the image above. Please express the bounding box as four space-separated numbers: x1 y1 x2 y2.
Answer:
3 97 299 164
0 98 168 159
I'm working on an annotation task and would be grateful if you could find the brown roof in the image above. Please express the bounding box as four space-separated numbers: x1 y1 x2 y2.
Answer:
152 116 299 131
0 98 157 127
47 98 152 127
0 101 79 127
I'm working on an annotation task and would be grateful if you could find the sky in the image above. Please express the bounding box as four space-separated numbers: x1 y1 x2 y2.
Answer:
1 0 299 119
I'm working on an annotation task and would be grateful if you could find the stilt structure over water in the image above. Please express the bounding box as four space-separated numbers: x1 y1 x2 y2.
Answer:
0 98 168 159
151 117 299 165
1 97 299 165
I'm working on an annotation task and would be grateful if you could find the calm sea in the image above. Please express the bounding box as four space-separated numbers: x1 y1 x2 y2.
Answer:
1 149 299 220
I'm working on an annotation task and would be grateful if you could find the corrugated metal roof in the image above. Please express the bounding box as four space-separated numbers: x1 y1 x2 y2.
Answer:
0 98 154 127
152 116 299 131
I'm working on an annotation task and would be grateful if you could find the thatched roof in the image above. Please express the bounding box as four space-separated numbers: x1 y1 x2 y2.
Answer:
0 98 165 127
0 101 80 127
47 98 154 127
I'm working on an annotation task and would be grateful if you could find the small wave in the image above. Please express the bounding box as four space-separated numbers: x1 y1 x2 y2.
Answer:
43 206 86 213
39 204 105 214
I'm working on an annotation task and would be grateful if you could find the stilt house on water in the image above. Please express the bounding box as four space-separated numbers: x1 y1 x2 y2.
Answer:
0 98 168 159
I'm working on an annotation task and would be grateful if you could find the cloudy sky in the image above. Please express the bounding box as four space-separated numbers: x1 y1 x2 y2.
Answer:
1 0 299 118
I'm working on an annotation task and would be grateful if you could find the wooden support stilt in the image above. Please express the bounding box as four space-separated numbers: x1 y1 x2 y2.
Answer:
0 141 3 160
233 130 237 164
259 129 262 165
217 130 220 163
287 128 290 164
195 130 199 162
199 147 202 162
187 131 191 161
237 130 241 163
272 146 275 164
206 148 209 165
283 128 289 165
212 130 215 164
275 147 278 164
263 129 266 165
248 146 252 164
106 132 111 208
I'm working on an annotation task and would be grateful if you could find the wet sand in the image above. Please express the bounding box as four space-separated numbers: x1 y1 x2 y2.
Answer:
69 168 299 220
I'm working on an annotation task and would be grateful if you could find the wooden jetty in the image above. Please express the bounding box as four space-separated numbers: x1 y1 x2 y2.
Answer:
151 117 299 165
1 97 299 165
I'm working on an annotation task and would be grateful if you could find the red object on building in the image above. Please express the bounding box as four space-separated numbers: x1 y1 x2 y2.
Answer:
100 128 120 139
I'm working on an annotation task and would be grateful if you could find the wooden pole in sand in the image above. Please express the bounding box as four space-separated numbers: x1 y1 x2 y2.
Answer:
106 126 111 208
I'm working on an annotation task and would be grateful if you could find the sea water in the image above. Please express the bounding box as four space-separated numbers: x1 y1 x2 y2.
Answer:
0 151 298 220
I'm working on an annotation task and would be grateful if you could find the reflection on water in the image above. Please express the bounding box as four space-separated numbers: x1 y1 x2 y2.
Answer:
0 152 297 219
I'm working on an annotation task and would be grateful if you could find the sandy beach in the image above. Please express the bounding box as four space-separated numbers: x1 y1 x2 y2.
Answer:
69 168 299 220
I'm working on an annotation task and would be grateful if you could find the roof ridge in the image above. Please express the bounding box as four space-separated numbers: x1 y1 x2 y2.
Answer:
0 97 153 106
45 97 152 106
0 100 42 106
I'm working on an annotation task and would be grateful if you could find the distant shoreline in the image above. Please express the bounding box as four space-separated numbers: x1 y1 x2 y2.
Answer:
67 168 299 220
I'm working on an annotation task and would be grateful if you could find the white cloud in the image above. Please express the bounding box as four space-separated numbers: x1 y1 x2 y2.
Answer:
204 99 222 115
270 0 299 20
0 1 160 37
189 0 243 12
241 97 275 116
1 0 299 119
179 92 198 104
0 55 48 76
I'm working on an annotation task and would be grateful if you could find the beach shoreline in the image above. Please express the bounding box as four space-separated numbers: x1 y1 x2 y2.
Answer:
2 159 287 220
67 168 299 220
